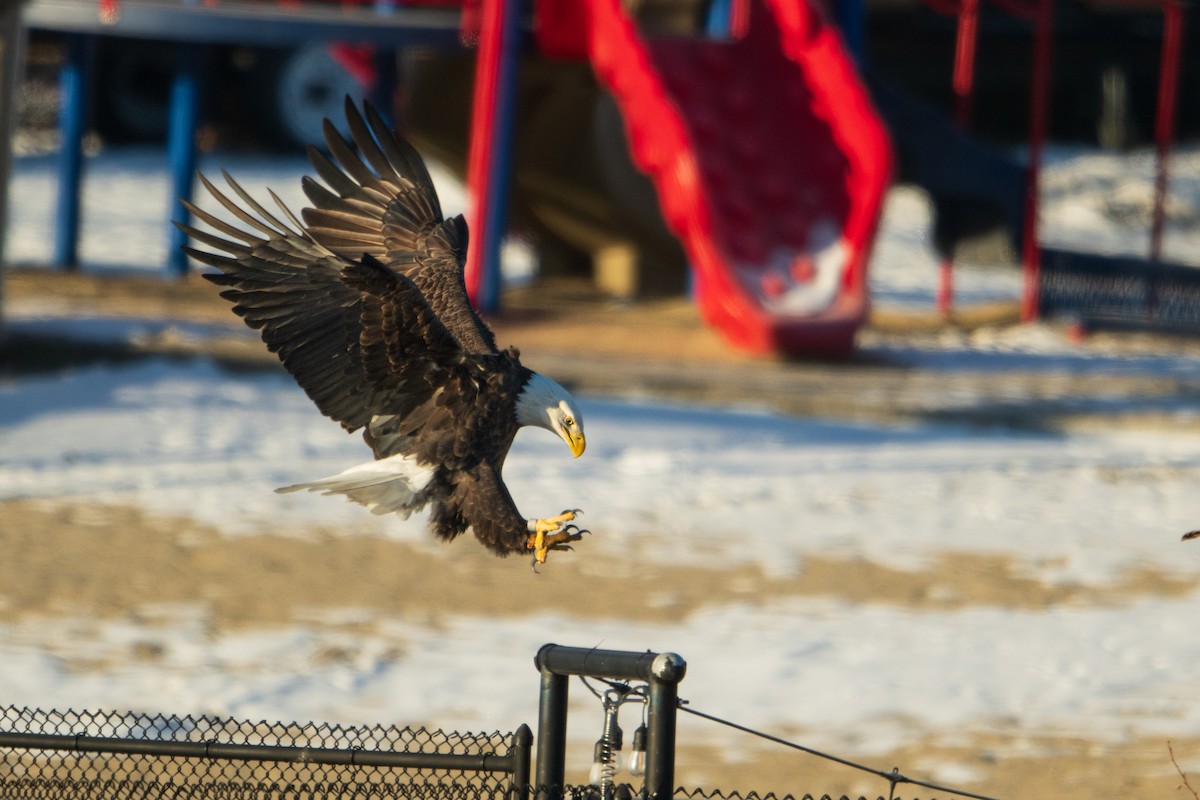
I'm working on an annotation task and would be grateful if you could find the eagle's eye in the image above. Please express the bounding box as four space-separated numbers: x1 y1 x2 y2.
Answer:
564 416 575 428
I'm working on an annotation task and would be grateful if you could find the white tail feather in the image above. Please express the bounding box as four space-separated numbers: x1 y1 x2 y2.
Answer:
276 454 435 517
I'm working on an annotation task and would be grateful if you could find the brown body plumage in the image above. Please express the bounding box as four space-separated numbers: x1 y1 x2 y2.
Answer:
177 98 586 561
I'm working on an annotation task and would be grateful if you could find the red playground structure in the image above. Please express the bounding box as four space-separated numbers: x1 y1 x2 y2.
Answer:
528 0 892 357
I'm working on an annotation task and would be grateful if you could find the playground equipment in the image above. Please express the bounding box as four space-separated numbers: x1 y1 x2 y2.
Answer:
533 0 892 357
888 0 1197 333
13 0 892 359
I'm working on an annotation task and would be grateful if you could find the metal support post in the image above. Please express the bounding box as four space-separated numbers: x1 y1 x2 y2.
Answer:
1150 0 1185 263
463 0 521 313
166 41 205 276
53 33 93 269
0 0 26 339
644 675 681 800
1019 0 1052 322
510 723 532 800
535 668 569 796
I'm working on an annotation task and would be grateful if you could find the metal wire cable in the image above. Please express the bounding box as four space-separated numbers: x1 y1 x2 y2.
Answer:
678 704 1001 800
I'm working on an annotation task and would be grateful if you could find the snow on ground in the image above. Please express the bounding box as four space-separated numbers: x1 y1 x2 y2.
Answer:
2 355 1200 756
7 140 1200 307
3 141 1200 769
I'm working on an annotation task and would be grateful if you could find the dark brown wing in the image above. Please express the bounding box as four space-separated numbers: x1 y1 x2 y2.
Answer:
178 173 458 437
301 97 498 356
177 172 383 431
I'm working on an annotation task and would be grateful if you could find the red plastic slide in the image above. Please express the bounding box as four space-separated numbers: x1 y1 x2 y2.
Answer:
538 0 892 357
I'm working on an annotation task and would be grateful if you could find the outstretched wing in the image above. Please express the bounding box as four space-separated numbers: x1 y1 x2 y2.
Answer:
302 97 498 356
178 173 458 437
179 173 381 432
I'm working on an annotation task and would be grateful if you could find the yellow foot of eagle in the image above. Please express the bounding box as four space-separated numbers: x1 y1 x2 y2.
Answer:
527 509 587 568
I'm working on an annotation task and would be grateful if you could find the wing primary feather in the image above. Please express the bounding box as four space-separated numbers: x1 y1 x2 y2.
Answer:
179 199 260 244
268 189 308 235
181 246 239 271
342 97 403 187
322 117 388 195
362 100 443 221
175 223 252 258
199 173 282 238
221 171 295 234
306 145 363 199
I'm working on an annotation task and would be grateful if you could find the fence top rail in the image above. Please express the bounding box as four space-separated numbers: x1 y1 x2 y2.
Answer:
535 644 687 685
0 729 524 774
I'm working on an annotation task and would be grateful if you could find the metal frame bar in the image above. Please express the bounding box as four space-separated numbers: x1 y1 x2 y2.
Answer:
1018 0 1052 322
1151 0 1185 263
534 644 687 800
52 32 92 269
0 727 528 774
0 0 26 320
463 0 522 313
1 722 531 800
22 0 463 46
20 0 467 277
166 40 204 276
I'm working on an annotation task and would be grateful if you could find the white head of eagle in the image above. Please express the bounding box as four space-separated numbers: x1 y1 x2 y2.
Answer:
517 372 586 459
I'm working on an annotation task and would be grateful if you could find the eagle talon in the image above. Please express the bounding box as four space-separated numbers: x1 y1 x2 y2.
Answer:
526 517 589 567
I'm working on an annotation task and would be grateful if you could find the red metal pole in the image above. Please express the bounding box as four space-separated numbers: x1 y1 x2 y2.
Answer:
463 0 519 312
952 0 979 128
1019 0 1052 323
1150 0 1184 263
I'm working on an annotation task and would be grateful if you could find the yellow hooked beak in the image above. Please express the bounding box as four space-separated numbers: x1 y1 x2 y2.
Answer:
565 428 586 458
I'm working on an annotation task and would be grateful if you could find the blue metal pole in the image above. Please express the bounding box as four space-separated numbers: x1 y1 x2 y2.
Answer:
53 33 92 269
705 0 735 37
167 42 204 276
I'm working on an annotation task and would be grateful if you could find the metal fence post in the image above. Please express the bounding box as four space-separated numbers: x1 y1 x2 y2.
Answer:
533 644 687 800
535 665 569 797
510 723 532 800
643 653 686 800
53 33 93 269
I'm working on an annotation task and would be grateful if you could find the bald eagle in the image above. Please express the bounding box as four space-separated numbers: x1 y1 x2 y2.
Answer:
178 98 587 566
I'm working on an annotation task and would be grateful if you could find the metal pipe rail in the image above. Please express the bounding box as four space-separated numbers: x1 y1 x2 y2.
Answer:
0 724 532 799
534 644 687 800
21 0 463 46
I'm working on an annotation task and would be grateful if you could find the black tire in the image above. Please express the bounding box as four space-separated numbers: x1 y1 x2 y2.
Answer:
251 44 367 149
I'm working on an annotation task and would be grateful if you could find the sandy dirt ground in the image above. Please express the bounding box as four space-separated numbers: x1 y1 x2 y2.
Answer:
4 269 1200 799
2 498 1199 799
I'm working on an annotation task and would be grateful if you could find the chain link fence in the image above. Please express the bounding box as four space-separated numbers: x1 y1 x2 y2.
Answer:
675 792 910 800
561 787 907 800
0 706 530 800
